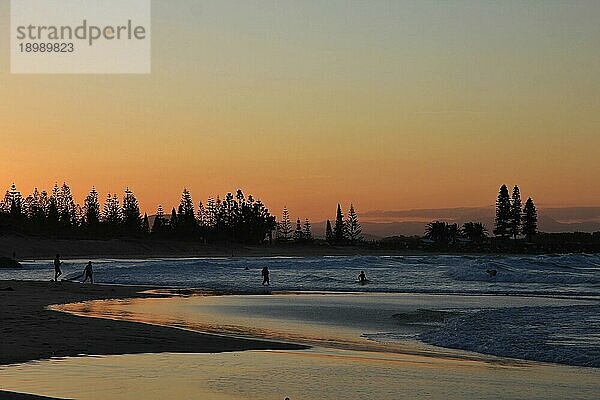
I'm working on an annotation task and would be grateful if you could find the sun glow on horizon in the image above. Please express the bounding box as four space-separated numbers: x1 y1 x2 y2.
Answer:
1 1 599 220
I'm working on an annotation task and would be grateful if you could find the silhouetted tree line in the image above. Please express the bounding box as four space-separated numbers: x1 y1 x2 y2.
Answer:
424 221 487 245
0 183 277 244
493 184 537 240
269 202 362 246
323 203 363 245
274 206 313 243
2 181 596 253
415 184 597 253
380 181 598 252
376 230 600 254
422 184 538 247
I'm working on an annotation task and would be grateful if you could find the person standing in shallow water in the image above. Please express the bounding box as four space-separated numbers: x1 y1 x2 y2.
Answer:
357 270 367 284
261 266 270 286
83 261 93 284
53 254 62 282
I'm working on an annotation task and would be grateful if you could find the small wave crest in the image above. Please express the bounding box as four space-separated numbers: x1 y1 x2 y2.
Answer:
297 274 345 283
392 309 461 324
447 262 600 285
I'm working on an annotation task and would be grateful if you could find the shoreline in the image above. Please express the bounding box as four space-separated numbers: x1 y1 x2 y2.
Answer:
0 235 422 260
0 280 302 400
6 235 593 261
0 280 306 368
2 281 598 399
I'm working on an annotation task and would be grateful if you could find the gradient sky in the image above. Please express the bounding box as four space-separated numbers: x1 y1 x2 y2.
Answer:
1 0 599 220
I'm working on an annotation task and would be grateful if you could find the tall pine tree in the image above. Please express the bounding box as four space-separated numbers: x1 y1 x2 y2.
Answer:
8 183 22 216
46 196 60 234
57 183 76 229
333 204 346 244
303 218 313 242
204 197 217 228
493 185 511 238
510 185 522 239
122 188 142 234
83 187 101 229
170 207 178 234
345 204 362 244
152 205 165 234
102 193 122 232
141 213 150 234
28 188 46 228
277 207 293 242
177 188 197 236
293 217 303 241
197 201 206 228
522 197 538 240
325 220 334 243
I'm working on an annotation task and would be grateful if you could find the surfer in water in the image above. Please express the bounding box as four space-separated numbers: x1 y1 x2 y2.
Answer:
261 266 270 286
83 261 94 284
357 270 367 284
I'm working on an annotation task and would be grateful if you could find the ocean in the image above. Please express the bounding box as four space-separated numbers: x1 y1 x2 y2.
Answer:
3 254 599 367
6 253 600 296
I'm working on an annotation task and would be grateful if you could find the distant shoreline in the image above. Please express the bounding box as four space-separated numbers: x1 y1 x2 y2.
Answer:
2 235 597 261
0 235 427 260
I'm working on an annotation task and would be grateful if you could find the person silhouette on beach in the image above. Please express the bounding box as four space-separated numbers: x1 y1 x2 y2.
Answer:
358 270 367 284
54 254 62 282
83 261 94 284
261 266 270 286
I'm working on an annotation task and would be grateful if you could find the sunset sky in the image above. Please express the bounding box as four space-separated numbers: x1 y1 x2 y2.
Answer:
1 0 599 221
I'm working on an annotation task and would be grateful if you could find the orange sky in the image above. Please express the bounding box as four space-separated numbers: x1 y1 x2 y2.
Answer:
1 1 599 220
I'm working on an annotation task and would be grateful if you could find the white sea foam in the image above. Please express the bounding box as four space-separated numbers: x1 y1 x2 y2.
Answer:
419 305 600 367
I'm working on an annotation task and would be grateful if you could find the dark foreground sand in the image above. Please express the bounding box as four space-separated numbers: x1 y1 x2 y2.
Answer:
0 280 306 399
0 392 66 400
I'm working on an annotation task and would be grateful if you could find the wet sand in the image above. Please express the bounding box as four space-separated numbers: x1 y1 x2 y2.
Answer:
0 280 305 367
0 280 305 399
0 280 306 400
3 292 599 400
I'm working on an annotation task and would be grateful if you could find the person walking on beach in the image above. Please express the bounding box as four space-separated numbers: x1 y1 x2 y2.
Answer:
261 266 270 286
54 254 62 282
83 261 94 284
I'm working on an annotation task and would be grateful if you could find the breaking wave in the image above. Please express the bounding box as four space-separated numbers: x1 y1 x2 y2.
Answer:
419 305 600 367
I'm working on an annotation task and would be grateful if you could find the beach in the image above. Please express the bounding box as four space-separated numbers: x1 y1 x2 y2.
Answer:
4 0 599 397
1 284 598 399
0 280 305 399
0 254 598 399
0 281 303 366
